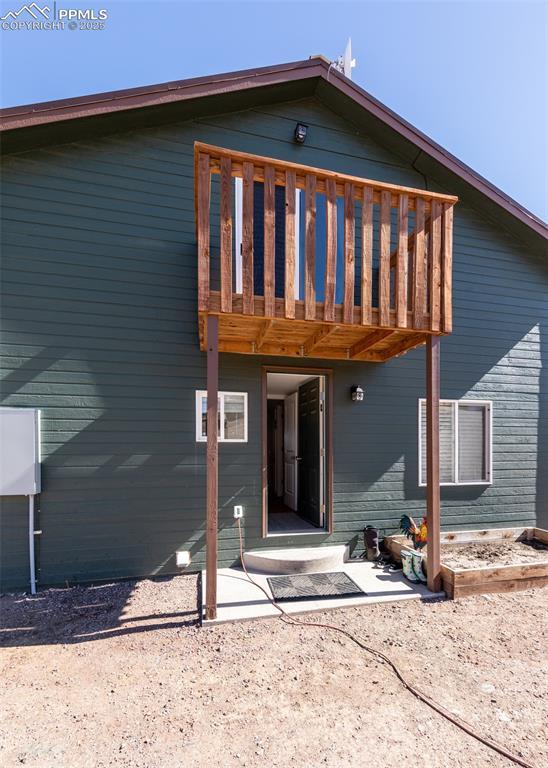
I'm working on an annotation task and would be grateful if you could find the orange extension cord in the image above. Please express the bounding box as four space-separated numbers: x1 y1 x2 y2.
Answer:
236 519 536 768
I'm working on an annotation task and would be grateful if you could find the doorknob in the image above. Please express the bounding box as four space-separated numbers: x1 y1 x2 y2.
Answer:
295 456 303 461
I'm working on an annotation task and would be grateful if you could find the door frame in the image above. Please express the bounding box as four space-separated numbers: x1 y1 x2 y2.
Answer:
261 364 334 538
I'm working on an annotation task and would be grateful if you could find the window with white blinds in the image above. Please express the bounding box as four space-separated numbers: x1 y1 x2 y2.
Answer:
419 400 492 486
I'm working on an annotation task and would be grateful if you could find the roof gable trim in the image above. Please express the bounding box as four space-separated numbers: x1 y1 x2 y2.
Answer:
1 57 546 240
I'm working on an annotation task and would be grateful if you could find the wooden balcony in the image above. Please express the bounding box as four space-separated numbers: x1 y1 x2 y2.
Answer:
195 142 458 362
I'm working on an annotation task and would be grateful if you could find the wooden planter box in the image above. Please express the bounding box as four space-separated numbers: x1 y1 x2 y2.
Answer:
384 527 548 598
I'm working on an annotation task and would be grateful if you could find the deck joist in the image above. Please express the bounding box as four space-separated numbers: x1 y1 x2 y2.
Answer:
199 302 430 362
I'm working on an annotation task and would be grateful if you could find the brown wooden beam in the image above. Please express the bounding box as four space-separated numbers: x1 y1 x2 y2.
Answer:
395 194 409 328
263 166 275 317
206 335 433 363
413 198 427 329
284 170 296 320
219 156 232 313
215 339 363 360
255 319 273 351
324 178 337 322
198 314 206 351
205 315 219 621
441 204 454 333
304 174 317 320
242 162 254 315
197 152 211 312
343 182 355 324
429 202 442 332
390 214 431 269
375 332 426 361
426 335 441 593
197 142 459 208
205 292 436 331
349 329 395 359
303 324 340 356
378 191 391 327
360 186 373 326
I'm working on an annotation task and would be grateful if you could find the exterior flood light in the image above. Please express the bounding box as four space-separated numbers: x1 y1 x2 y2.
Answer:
351 385 364 402
294 122 308 144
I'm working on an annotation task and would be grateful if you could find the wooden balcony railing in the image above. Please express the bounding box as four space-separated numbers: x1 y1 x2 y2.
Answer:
195 142 458 362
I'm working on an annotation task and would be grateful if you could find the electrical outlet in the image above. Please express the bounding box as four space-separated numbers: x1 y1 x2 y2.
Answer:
233 505 244 519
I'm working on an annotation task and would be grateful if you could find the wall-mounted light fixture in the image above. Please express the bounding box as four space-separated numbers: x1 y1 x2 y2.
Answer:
351 385 364 402
294 122 308 144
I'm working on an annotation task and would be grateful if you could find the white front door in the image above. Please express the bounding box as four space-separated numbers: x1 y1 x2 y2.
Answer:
273 402 284 497
319 377 326 528
283 392 298 510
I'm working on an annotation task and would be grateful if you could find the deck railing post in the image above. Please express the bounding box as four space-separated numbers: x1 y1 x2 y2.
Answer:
426 335 442 592
197 152 211 313
205 315 219 621
194 143 457 362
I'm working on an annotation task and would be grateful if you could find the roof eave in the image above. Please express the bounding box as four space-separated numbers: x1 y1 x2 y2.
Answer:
1 57 546 241
0 59 324 131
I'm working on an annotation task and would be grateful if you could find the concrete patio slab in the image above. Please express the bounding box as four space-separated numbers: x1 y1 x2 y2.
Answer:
201 560 445 625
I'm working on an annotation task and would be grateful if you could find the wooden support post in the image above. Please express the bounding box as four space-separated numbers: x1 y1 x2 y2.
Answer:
343 182 355 324
304 174 317 320
263 166 275 317
361 186 373 325
219 156 232 314
379 191 391 327
413 198 426 329
324 178 337 323
205 315 219 621
395 194 409 328
426 335 441 593
197 153 211 313
284 170 296 319
242 162 254 315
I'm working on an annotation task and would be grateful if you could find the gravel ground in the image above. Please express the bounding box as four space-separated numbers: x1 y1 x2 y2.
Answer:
440 540 548 569
1 576 546 768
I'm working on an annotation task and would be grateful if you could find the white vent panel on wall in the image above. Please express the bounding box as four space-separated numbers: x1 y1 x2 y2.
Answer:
0 408 41 495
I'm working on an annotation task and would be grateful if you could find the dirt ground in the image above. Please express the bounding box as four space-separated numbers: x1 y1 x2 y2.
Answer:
440 539 548 569
1 576 546 768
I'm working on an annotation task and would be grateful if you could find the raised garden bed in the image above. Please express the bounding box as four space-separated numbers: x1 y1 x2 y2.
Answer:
384 527 548 598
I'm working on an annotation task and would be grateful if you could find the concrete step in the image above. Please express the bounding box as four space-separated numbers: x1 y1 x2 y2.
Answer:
243 544 349 575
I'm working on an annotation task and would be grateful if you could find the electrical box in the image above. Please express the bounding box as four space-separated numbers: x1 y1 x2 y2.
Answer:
0 408 41 495
176 550 191 568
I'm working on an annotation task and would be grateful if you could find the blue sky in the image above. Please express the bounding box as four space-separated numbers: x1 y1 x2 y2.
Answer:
1 0 546 220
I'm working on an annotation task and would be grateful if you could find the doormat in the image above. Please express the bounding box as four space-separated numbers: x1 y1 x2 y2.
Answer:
267 571 366 602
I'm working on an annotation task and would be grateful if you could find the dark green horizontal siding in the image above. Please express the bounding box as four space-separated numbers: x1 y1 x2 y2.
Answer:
1 97 546 590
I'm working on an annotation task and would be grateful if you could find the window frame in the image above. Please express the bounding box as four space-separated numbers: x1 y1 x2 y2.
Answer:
195 390 248 443
418 398 493 487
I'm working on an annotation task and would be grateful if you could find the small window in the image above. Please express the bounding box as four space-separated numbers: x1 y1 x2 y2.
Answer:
196 391 248 443
419 399 492 486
